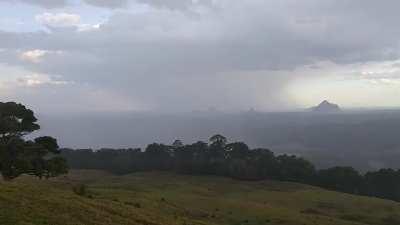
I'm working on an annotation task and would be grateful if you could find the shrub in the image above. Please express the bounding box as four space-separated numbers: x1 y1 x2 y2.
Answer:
73 184 88 197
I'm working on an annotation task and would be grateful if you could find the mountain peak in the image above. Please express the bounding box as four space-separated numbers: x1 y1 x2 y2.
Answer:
311 100 341 112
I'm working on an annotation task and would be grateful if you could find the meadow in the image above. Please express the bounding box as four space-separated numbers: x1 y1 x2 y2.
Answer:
1 170 400 225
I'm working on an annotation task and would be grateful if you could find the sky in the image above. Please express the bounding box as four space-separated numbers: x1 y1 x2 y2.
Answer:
1 0 400 114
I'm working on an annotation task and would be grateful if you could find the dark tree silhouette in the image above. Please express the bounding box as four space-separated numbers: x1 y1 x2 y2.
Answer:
60 134 400 203
363 169 400 201
209 134 227 147
317 167 363 194
0 102 68 180
144 143 172 171
172 140 184 149
276 154 316 183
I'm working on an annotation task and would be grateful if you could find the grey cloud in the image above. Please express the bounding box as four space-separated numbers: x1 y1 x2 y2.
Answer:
0 0 67 8
2 0 400 70
2 0 400 111
0 0 202 9
0 0 127 8
0 0 214 9
82 0 128 8
136 0 215 10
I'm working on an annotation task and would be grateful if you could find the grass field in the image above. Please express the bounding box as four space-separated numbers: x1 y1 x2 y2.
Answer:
0 170 400 225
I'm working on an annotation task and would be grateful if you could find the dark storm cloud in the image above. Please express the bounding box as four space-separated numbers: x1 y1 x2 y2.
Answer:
1 0 400 111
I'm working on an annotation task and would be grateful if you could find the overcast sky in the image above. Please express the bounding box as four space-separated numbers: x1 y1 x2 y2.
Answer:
1 0 400 114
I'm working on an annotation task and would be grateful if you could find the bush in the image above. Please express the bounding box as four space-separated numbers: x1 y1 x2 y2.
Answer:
73 184 88 197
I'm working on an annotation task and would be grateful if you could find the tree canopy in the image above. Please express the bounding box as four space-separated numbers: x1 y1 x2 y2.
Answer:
61 134 400 202
0 102 68 180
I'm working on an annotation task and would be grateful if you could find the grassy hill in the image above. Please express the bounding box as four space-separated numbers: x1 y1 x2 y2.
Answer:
0 170 400 225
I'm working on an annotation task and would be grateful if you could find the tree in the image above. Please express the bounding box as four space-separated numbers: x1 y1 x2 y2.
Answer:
364 169 400 201
144 143 172 170
0 102 68 180
251 148 279 179
172 139 184 149
226 142 250 159
209 134 227 147
0 102 40 141
208 135 228 175
316 167 363 194
276 154 316 183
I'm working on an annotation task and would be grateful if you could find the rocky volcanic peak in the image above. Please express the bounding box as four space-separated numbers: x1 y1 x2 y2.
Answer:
311 100 341 112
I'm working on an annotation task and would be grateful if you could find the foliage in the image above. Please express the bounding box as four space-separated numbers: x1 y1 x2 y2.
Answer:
62 134 400 202
363 169 400 201
316 166 363 194
0 102 68 180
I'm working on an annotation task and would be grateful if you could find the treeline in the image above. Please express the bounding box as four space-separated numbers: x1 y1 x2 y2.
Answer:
62 135 400 202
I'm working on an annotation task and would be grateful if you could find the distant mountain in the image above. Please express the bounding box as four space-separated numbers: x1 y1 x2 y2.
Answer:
310 100 341 112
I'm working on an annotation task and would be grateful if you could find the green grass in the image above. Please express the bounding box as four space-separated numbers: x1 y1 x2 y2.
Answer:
1 170 400 225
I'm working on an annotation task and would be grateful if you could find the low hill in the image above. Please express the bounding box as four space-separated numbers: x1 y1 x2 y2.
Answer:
1 170 400 225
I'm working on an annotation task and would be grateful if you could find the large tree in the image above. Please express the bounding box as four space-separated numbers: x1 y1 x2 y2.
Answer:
316 167 363 194
0 102 68 180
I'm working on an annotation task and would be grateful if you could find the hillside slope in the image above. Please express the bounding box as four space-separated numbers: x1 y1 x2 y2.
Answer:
0 170 400 225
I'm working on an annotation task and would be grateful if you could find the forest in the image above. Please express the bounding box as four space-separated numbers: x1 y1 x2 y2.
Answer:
62 135 400 202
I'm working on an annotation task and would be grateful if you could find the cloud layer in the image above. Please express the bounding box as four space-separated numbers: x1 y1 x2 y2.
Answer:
1 0 400 112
